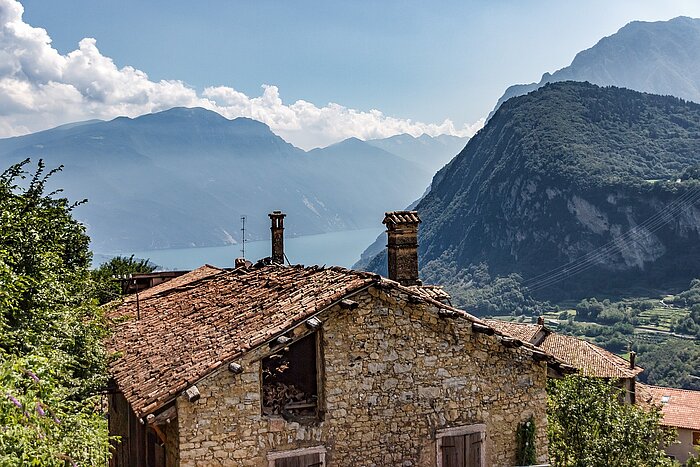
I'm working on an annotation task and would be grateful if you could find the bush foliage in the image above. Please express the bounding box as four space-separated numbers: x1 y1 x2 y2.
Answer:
0 160 111 465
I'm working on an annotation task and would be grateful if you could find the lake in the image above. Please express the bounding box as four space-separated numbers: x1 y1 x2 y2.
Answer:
120 227 384 271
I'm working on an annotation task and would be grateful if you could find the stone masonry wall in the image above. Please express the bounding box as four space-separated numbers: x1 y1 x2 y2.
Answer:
176 286 548 466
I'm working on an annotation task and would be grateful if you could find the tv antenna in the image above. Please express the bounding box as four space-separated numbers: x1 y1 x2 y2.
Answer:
240 215 247 258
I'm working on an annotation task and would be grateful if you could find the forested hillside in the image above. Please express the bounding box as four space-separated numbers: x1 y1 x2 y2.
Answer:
364 81 700 302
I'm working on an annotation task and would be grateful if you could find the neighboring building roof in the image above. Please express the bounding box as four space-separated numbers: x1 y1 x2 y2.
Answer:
484 321 542 343
485 320 643 379
110 265 224 319
107 264 559 418
407 284 451 303
643 385 700 431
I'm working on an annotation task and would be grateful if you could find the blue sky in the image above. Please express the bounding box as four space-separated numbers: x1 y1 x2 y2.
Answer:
4 0 700 147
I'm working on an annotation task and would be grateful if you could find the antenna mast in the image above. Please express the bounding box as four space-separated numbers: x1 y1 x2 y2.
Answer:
240 215 247 258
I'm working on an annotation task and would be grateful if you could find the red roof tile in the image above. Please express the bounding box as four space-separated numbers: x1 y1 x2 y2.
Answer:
485 320 642 379
484 321 542 343
645 385 700 431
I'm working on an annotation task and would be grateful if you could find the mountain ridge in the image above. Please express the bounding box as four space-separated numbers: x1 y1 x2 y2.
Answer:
0 107 465 254
489 16 700 120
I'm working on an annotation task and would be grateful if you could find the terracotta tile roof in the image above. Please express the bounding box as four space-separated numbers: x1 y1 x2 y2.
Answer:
107 265 378 417
485 320 542 343
383 211 421 225
407 284 451 303
644 385 700 430
106 265 562 418
109 265 225 319
539 333 642 379
485 320 642 379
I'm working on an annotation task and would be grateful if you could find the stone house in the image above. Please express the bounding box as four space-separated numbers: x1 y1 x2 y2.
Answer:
106 211 566 467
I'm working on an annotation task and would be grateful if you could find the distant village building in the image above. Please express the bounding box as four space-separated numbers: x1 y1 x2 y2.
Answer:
106 211 565 467
487 319 700 463
639 385 700 464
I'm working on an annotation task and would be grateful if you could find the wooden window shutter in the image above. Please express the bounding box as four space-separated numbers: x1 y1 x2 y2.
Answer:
441 432 485 467
441 434 466 467
468 431 484 466
274 453 322 467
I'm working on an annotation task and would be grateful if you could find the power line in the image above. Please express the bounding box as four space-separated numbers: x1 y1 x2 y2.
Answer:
523 186 700 293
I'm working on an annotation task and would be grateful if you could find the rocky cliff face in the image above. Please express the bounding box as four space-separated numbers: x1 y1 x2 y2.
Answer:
363 82 700 299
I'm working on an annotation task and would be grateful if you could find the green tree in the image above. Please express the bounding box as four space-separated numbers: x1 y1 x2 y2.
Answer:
0 160 111 465
91 255 156 305
547 375 675 467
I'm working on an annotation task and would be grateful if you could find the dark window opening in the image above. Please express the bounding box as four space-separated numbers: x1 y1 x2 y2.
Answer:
262 332 319 420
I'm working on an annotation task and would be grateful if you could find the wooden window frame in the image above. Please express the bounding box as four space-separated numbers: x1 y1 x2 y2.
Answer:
436 424 486 467
267 445 326 467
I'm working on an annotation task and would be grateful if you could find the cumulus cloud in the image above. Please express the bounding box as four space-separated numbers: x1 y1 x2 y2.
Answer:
0 0 483 149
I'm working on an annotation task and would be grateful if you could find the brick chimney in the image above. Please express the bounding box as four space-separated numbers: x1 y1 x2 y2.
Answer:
269 211 286 264
384 211 421 286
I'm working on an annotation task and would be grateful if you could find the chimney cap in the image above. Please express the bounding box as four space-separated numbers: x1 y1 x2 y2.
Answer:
269 210 286 218
383 210 421 226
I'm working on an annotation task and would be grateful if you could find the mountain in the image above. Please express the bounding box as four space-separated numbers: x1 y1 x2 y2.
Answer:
360 82 700 301
490 17 700 119
365 133 468 174
0 108 441 253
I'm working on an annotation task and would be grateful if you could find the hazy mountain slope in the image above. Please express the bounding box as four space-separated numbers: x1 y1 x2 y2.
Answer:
490 16 700 119
363 82 700 300
0 108 432 253
365 133 468 174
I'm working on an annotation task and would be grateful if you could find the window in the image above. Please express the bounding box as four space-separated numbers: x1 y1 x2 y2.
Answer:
436 425 486 467
693 431 700 446
267 446 325 467
262 332 320 421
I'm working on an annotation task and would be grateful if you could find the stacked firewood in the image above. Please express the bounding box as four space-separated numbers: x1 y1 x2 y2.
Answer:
262 382 307 415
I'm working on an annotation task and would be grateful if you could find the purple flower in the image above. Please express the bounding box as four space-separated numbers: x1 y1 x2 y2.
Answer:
36 403 45 417
26 371 40 383
7 394 22 408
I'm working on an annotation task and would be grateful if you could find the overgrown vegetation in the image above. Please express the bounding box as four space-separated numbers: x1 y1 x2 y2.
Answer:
0 160 111 464
547 375 675 467
423 260 554 316
91 255 156 305
515 417 536 466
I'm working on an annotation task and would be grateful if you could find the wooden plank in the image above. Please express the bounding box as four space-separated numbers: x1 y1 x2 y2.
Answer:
441 434 466 467
274 453 321 467
468 432 484 467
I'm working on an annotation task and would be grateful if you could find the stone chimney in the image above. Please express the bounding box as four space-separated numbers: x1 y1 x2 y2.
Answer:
269 211 286 264
629 351 636 369
537 316 545 326
384 211 421 286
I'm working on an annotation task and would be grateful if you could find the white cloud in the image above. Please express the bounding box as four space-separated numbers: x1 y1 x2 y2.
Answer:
0 0 483 149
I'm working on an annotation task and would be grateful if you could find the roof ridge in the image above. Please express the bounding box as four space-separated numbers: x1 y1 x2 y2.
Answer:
647 384 700 394
581 338 641 374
